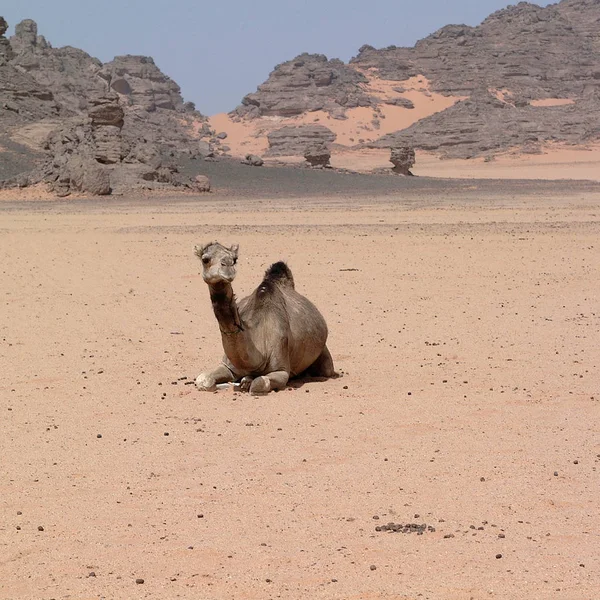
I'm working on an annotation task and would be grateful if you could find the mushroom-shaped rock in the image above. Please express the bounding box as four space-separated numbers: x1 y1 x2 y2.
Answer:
304 143 331 168
390 146 415 175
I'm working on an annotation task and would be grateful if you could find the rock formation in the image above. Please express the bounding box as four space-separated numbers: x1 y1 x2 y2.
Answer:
304 143 331 168
241 154 264 166
390 146 415 175
266 124 336 156
233 53 373 119
229 0 600 160
99 55 188 113
0 17 217 193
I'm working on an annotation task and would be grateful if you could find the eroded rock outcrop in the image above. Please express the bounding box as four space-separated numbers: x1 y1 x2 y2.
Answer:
266 124 336 156
99 55 188 113
234 53 373 119
390 146 415 175
304 143 331 168
1 17 216 192
241 153 264 166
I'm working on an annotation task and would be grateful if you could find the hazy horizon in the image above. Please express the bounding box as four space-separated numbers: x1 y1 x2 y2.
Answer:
4 0 555 115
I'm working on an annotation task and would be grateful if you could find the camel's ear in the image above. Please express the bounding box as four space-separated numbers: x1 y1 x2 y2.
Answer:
230 244 239 259
194 244 207 259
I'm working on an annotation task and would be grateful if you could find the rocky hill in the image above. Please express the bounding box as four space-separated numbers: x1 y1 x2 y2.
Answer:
222 0 600 159
1 17 217 194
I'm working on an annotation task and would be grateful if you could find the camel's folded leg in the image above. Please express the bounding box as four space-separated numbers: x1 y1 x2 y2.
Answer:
307 345 335 378
248 370 290 395
195 363 235 392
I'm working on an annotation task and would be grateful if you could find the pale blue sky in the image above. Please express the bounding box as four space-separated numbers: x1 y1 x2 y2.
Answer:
3 0 554 115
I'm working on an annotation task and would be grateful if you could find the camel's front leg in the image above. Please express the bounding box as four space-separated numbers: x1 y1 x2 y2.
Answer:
248 370 290 395
195 363 235 392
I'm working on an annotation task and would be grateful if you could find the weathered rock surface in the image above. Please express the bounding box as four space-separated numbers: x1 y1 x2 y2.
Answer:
390 146 415 175
192 174 211 192
234 53 373 119
354 0 600 157
370 90 600 159
9 18 106 115
304 143 331 168
232 0 600 159
0 17 216 193
267 124 336 156
241 153 264 166
99 55 189 113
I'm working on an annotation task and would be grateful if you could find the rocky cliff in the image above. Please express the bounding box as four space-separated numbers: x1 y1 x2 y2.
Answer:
1 17 217 192
229 0 600 159
233 53 373 119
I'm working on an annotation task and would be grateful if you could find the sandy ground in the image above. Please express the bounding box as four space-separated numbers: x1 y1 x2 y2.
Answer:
1 186 599 600
328 146 600 182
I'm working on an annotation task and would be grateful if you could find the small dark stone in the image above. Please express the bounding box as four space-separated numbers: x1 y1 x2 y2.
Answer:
343 385 348 390
135 578 144 584
97 434 102 438
480 477 486 482
17 511 22 515
89 571 96 578
197 514 204 518
16 526 21 530
554 471 559 476
372 515 380 520
37 526 44 531
164 432 169 436
573 460 579 464
496 554 503 559
498 533 506 538
369 565 377 571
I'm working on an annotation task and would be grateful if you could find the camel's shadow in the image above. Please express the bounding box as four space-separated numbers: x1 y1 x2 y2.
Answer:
284 371 341 391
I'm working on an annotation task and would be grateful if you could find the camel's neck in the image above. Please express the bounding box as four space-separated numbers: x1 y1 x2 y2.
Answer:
208 282 259 370
209 282 244 334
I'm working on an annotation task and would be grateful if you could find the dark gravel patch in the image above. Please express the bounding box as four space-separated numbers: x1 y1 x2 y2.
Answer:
0 137 43 182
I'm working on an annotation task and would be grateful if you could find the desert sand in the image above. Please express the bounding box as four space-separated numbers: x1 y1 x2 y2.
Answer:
326 145 600 182
1 182 599 600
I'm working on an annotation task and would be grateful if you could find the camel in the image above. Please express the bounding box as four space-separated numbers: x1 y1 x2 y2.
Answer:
194 242 335 395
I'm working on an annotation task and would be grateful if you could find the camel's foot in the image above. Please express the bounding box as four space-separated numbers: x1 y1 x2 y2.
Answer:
239 375 254 392
195 373 217 392
249 376 271 395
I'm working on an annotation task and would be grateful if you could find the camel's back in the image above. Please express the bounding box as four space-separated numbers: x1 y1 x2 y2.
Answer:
282 287 328 374
239 263 328 375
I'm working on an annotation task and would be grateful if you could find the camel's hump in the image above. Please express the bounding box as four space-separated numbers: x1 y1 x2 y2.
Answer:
263 261 295 289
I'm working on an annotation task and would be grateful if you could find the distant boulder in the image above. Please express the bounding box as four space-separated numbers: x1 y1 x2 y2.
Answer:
390 146 415 175
241 153 264 166
304 143 331 168
193 174 211 192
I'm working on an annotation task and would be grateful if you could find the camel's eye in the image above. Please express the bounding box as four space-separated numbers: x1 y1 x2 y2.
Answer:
233 257 237 265
201 256 210 265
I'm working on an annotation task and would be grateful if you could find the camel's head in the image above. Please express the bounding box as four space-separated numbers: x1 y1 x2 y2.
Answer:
195 241 239 285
